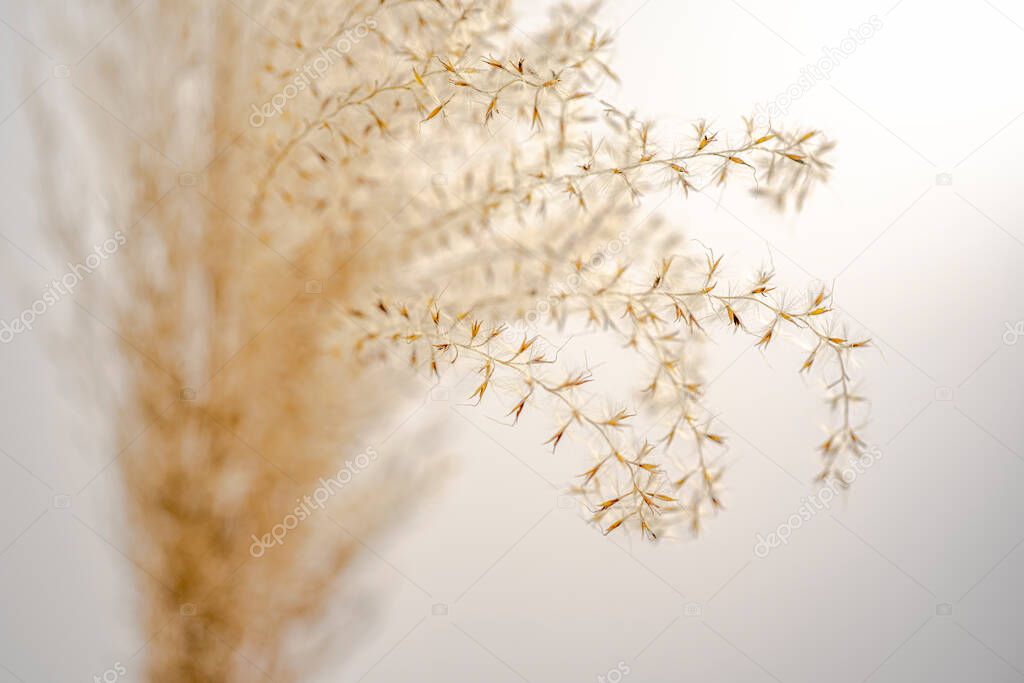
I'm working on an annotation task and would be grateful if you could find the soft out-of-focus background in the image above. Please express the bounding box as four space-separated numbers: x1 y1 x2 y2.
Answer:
1 1 1022 681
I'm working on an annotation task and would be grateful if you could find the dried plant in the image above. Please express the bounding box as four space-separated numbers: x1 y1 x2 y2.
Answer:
42 1 439 681
278 0 865 538
41 0 869 680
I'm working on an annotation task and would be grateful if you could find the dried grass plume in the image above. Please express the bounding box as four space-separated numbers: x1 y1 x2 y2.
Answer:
40 0 870 680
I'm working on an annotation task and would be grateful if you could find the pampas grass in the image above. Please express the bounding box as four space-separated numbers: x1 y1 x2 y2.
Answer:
40 0 869 680
42 1 434 680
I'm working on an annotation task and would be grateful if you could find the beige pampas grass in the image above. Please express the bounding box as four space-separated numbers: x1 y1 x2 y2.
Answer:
40 0 869 680
42 1 435 681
